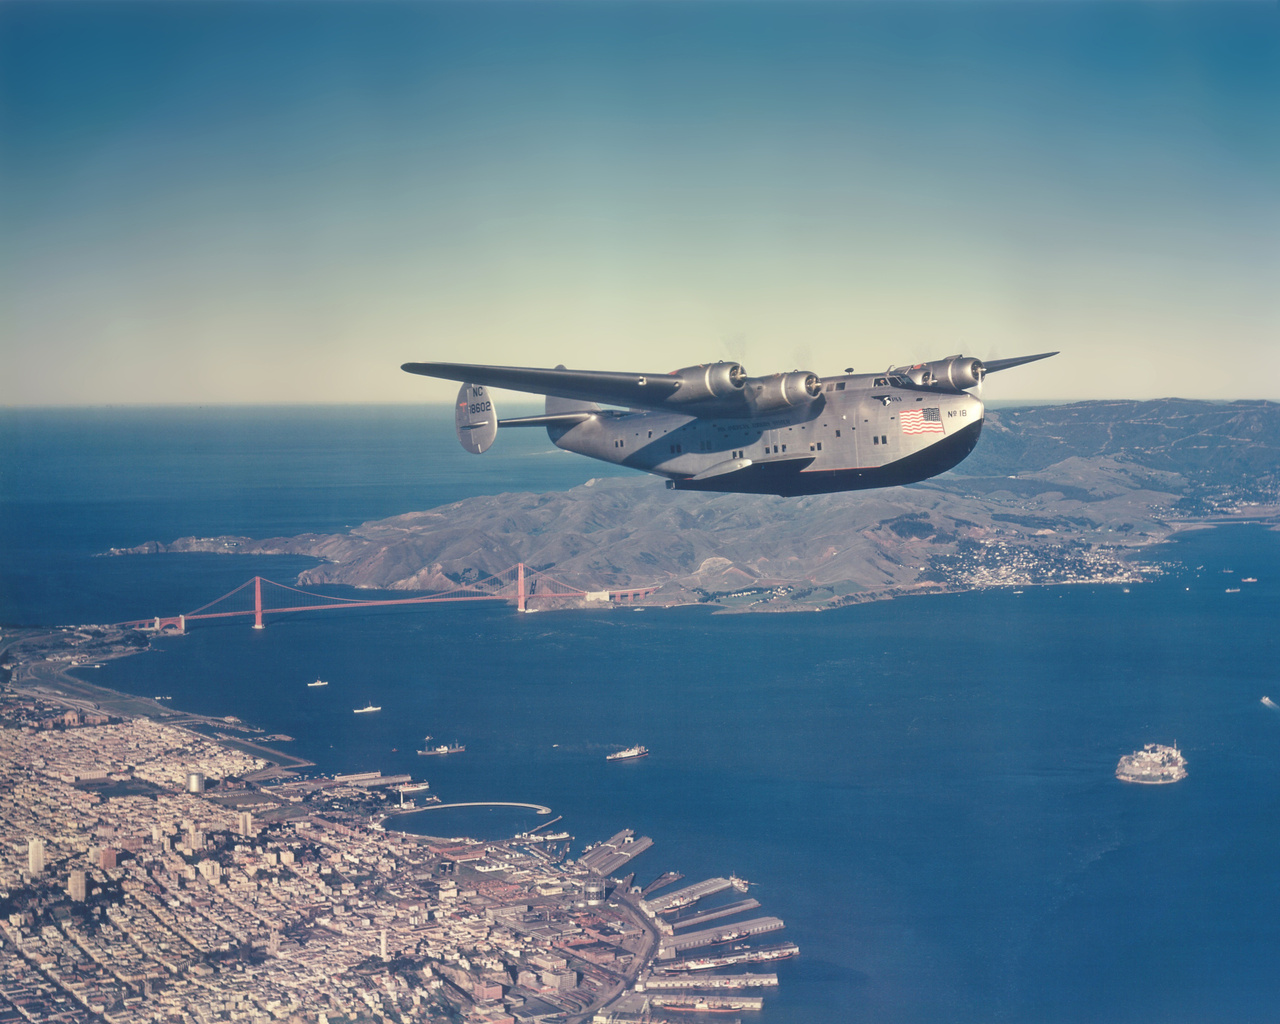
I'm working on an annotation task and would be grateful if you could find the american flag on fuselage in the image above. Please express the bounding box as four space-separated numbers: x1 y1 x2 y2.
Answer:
900 408 945 434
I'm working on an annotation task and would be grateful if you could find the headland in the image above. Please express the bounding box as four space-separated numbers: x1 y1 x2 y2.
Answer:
107 399 1280 613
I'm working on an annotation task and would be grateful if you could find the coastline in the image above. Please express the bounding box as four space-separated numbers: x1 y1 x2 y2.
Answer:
7 642 313 772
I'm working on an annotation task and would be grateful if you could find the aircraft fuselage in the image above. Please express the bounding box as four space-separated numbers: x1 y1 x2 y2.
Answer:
548 372 984 496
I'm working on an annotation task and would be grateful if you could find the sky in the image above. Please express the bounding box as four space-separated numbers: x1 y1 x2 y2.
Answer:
1 1 1277 406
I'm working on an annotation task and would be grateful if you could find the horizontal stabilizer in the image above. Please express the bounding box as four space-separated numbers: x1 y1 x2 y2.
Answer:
498 413 595 428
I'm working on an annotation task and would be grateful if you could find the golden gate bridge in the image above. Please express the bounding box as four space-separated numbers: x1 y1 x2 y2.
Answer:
120 563 659 633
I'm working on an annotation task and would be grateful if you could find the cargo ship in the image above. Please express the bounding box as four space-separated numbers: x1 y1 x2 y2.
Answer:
353 704 381 714
1116 743 1186 784
607 745 649 762
307 679 328 687
419 742 465 756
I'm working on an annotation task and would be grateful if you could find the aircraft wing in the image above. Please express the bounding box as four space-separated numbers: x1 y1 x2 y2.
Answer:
980 351 1058 374
402 361 683 411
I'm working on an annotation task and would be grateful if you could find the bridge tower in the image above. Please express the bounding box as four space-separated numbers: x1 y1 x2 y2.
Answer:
517 563 526 613
253 576 265 629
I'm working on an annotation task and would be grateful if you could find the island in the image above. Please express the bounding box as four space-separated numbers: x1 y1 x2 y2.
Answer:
1116 743 1188 784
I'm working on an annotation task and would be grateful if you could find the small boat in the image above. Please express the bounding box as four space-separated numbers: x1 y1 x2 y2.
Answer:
607 745 649 762
308 679 329 687
1226 588 1241 593
353 705 381 714
418 742 465 756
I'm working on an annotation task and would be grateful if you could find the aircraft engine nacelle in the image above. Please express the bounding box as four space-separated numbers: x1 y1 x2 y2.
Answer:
746 371 823 414
666 362 748 407
897 356 986 390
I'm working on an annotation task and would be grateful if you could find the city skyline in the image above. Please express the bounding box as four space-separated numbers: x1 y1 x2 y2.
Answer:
2 1 1277 407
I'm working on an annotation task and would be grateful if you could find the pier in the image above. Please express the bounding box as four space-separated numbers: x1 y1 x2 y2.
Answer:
638 973 778 991
657 916 785 959
650 994 765 1011
641 871 684 897
670 898 761 930
640 877 732 916
393 801 552 815
579 829 654 876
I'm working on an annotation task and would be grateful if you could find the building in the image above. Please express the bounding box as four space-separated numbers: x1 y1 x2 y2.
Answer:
68 869 86 902
186 771 205 794
197 860 222 883
28 838 44 875
99 847 117 870
544 969 578 991
237 811 255 837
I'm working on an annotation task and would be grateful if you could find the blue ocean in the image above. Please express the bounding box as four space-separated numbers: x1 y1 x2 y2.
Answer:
3 406 1279 1023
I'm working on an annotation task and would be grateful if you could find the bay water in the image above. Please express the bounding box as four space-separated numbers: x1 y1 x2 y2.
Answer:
3 406 1279 1023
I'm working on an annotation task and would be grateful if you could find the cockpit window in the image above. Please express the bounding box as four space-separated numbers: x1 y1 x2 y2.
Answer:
888 375 907 386
873 377 889 387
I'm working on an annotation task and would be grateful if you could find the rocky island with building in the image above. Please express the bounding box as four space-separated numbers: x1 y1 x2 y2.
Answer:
1115 743 1188 785
0 655 794 1024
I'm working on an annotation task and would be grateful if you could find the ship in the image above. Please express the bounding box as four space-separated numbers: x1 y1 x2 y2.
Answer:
307 679 328 687
418 742 465 756
353 705 381 714
1242 577 1258 583
1116 743 1187 784
607 745 649 761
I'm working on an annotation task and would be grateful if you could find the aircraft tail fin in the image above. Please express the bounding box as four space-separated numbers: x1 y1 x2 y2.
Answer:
454 383 498 454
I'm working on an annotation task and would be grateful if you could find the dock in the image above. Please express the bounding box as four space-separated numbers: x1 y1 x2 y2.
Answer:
657 916 785 959
638 973 778 991
650 995 764 1011
670 898 761 930
578 829 653 876
641 871 684 897
652 942 800 973
640 876 732 916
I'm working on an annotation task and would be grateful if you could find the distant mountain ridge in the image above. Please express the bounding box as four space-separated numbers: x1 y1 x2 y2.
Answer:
966 399 1279 486
111 398 1280 611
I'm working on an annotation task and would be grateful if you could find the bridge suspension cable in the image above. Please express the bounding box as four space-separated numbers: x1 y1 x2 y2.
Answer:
117 563 657 632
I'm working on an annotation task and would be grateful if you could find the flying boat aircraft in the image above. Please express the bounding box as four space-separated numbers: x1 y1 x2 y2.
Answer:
402 352 1057 496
